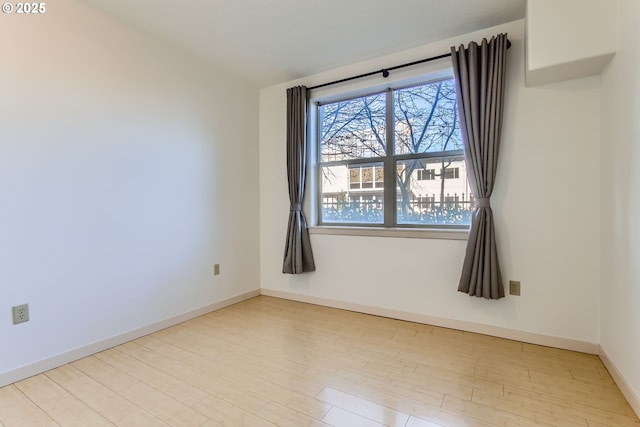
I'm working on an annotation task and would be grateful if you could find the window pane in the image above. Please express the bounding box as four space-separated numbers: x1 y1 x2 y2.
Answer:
394 79 462 155
320 93 386 162
374 166 384 187
320 163 384 224
362 167 373 188
349 169 360 189
396 156 472 225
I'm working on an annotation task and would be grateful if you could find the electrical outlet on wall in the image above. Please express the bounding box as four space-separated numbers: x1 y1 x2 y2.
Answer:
509 280 521 296
214 264 220 276
12 304 29 324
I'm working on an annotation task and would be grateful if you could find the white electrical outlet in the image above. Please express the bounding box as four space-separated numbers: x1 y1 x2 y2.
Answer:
12 304 29 324
214 264 221 276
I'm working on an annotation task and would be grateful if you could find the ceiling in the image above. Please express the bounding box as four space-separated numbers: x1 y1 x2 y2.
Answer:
80 0 525 88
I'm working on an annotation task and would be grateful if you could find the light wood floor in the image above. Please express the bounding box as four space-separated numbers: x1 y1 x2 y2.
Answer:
1 296 638 427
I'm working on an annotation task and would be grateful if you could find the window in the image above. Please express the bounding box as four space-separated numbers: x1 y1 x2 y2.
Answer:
443 167 460 179
349 165 384 189
417 169 436 181
316 78 472 227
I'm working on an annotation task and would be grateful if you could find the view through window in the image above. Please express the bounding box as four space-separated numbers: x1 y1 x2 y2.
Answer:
317 78 472 227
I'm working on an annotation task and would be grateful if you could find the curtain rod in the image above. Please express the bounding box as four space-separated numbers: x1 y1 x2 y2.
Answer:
308 39 511 91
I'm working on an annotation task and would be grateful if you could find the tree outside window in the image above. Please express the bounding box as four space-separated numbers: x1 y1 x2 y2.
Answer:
317 78 472 226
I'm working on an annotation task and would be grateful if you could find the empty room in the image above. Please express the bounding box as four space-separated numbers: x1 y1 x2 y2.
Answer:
1 0 639 426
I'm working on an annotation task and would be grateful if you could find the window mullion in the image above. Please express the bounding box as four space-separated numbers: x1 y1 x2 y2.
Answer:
384 89 395 227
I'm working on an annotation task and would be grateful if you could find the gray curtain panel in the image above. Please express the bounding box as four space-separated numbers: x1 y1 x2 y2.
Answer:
451 34 508 299
282 86 316 274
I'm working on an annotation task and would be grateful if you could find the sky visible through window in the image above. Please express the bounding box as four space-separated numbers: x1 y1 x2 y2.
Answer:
318 79 472 226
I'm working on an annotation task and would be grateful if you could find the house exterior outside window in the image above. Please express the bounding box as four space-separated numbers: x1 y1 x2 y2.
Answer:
316 78 472 227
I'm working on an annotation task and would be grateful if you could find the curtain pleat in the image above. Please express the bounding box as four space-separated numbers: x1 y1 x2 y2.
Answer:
282 86 315 274
451 34 508 299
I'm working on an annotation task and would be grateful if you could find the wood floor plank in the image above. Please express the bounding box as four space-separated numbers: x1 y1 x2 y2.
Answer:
471 388 588 427
405 416 446 427
118 339 276 419
329 367 446 408
146 326 332 419
324 371 497 427
44 364 144 424
442 394 552 427
71 356 210 427
0 296 638 427
96 347 262 426
504 386 640 427
114 410 171 427
316 386 410 427
15 375 113 427
0 384 59 427
322 406 387 427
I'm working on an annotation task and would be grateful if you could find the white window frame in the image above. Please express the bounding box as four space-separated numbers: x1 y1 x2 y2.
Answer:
306 68 470 240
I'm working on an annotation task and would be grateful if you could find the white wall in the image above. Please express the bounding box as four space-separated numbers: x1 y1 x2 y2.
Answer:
0 0 259 382
600 0 640 409
260 20 601 346
525 0 616 86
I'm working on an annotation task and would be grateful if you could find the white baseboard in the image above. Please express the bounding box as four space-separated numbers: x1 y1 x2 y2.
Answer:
0 289 260 388
599 346 640 418
260 288 599 354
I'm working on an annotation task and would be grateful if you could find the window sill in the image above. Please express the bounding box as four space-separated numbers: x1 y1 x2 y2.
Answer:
308 226 469 240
